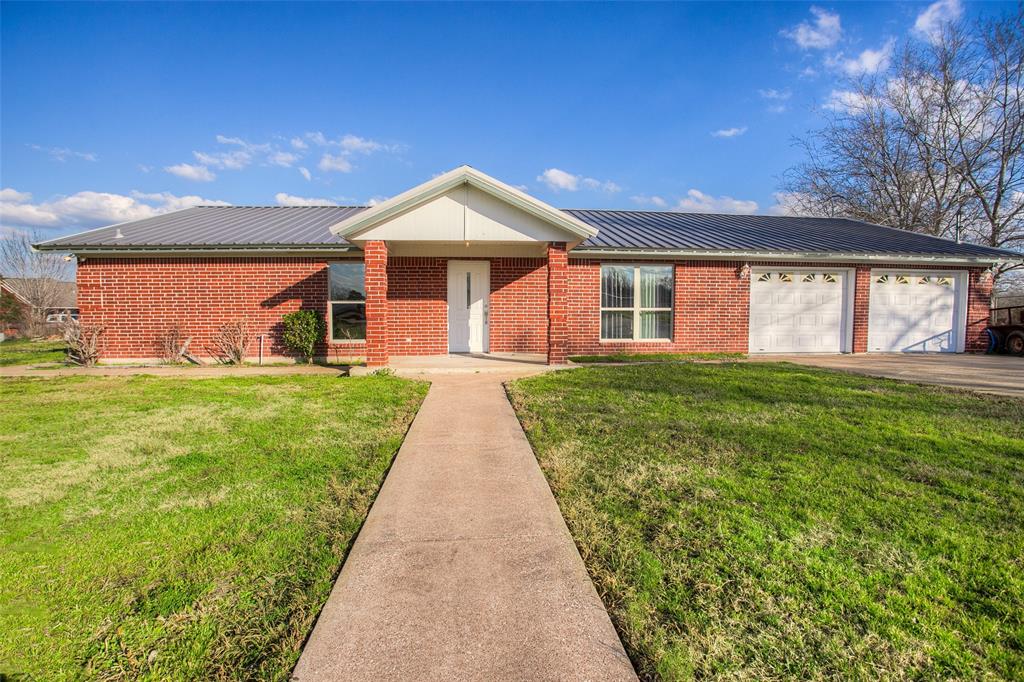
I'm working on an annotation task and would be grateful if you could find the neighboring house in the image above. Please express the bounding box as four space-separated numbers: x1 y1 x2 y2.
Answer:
35 166 1019 365
0 277 78 338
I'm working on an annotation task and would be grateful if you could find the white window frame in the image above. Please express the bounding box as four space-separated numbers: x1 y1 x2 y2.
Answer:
328 261 367 344
600 263 674 342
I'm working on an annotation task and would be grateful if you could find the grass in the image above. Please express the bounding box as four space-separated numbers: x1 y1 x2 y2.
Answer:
569 352 745 364
0 373 427 680
0 338 65 366
508 363 1024 681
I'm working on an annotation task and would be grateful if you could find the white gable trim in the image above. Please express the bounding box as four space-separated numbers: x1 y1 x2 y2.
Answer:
328 165 598 243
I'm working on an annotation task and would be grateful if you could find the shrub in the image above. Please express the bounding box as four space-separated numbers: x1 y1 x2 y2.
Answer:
158 325 194 364
210 320 252 364
61 319 105 366
281 310 326 364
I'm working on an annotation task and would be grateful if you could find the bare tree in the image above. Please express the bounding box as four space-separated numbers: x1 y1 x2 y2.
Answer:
0 231 74 337
784 6 1024 285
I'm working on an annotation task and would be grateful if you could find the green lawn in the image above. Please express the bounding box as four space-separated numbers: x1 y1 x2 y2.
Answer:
508 363 1024 681
0 374 427 680
0 338 66 366
569 352 744 364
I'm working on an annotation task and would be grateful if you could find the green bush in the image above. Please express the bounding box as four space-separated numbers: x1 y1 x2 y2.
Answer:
281 310 326 363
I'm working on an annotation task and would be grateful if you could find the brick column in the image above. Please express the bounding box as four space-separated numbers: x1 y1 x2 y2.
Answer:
363 240 389 367
851 266 871 353
965 268 993 352
547 242 568 365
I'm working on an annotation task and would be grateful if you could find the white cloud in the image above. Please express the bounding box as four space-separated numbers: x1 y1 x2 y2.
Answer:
192 149 252 170
366 196 389 207
783 7 842 50
766 192 811 216
298 167 312 181
913 0 962 44
215 134 247 146
823 89 879 113
339 134 383 154
1 189 33 203
268 151 299 167
305 131 329 147
29 144 97 162
0 188 228 231
537 168 620 192
759 88 792 101
675 189 758 214
165 163 216 182
274 192 338 207
631 195 668 208
711 126 748 138
290 137 309 150
318 153 353 173
828 38 895 76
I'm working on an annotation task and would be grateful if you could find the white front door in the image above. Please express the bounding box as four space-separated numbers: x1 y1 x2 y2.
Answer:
749 269 850 353
868 271 960 352
447 260 490 353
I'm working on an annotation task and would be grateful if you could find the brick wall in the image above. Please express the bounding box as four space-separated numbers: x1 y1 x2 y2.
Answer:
386 256 548 356
966 268 994 352
77 255 991 361
852 266 872 353
76 256 348 362
567 259 750 355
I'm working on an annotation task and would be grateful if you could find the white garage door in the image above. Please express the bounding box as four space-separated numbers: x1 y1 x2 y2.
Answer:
868 272 959 352
749 270 849 353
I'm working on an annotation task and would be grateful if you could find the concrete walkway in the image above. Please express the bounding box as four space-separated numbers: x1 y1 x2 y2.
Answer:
292 373 636 681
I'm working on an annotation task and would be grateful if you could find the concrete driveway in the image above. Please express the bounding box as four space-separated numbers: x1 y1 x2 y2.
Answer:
757 354 1023 398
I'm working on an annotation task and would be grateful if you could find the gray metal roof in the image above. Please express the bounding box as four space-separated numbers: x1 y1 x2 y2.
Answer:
36 205 1018 261
37 206 364 249
567 210 1016 259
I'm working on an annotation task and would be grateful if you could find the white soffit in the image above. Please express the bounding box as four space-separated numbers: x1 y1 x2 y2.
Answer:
328 165 598 244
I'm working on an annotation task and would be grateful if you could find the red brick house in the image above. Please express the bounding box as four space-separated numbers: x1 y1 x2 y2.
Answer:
36 166 1017 365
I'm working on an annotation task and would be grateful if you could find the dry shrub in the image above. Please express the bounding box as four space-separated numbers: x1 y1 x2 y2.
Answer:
158 325 194 364
61 318 105 366
210 320 252 364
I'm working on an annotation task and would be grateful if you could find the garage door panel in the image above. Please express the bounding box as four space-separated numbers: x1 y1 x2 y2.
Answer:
749 270 848 353
868 271 958 353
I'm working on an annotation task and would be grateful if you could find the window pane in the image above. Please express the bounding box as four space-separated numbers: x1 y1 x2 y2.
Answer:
640 266 673 308
640 311 671 339
601 311 633 339
601 266 633 308
329 262 366 301
331 303 366 340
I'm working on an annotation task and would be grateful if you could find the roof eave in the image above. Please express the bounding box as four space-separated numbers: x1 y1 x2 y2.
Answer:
34 244 361 256
569 247 1015 266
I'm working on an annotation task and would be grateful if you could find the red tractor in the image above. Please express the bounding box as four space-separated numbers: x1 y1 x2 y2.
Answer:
987 305 1024 355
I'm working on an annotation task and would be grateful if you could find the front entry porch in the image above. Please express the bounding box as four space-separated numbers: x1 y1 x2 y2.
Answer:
382 352 553 375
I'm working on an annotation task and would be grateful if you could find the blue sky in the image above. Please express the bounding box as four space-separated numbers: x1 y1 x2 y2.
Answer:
0 0 1009 237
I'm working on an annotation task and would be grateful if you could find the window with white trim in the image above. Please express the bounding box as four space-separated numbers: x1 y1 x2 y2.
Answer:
329 262 366 341
600 264 673 340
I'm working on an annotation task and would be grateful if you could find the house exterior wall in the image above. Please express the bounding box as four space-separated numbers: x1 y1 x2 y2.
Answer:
75 257 354 362
76 255 991 362
386 256 548 357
